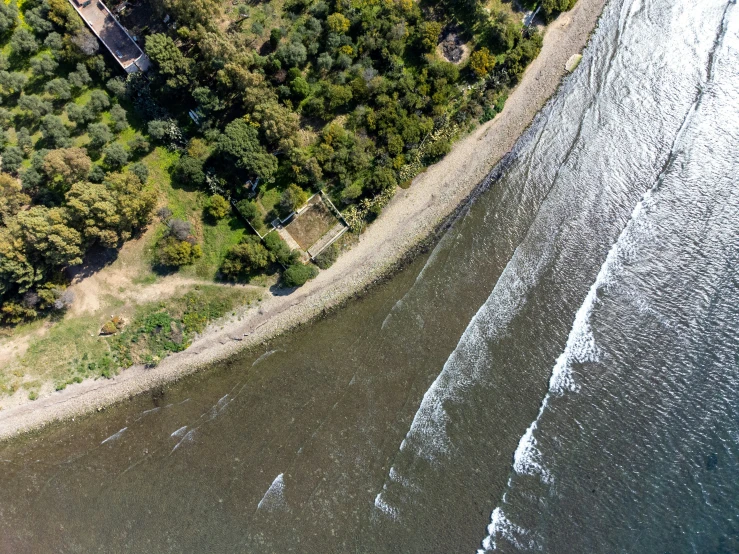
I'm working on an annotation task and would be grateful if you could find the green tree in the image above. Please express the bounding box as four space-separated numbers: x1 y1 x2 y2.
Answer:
2 146 23 174
18 94 52 119
87 122 114 149
217 119 278 179
42 147 92 189
30 54 57 78
542 0 578 18
236 199 259 221
419 21 442 51
290 76 310 98
66 102 95 127
279 183 308 214
145 33 192 89
44 78 72 101
16 127 32 154
326 13 350 33
221 235 271 278
172 155 205 188
40 115 71 148
263 232 297 266
0 71 27 97
129 162 149 183
103 143 129 169
0 174 29 224
206 194 230 220
69 63 92 89
0 2 18 35
110 104 128 132
87 90 110 115
47 0 82 31
276 41 307 67
10 28 38 56
156 236 202 267
16 206 83 266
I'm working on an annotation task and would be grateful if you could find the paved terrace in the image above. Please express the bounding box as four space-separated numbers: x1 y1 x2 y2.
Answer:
68 0 147 72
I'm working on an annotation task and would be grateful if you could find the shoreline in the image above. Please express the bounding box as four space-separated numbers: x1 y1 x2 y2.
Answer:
0 0 607 441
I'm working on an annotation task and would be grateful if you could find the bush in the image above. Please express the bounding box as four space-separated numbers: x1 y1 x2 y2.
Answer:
155 236 202 267
168 218 192 241
469 47 496 79
206 194 230 220
221 236 271 278
314 243 339 269
282 263 318 287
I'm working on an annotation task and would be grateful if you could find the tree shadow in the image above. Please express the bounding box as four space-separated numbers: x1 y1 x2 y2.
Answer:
65 245 120 283
269 282 297 296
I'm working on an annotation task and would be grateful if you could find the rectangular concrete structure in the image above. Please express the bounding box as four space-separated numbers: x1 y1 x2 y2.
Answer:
68 0 149 73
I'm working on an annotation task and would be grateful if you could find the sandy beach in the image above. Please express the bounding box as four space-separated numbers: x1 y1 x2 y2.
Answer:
0 0 606 441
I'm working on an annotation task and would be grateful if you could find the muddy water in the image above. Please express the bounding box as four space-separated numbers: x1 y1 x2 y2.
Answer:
2 0 739 552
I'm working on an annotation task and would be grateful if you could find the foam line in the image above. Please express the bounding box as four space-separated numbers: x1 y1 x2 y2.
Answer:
101 427 127 445
257 473 286 511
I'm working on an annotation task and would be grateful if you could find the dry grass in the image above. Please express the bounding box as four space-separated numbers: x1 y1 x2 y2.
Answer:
285 197 338 250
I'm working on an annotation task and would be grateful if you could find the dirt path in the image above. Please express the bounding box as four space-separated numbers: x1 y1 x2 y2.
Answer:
0 0 607 440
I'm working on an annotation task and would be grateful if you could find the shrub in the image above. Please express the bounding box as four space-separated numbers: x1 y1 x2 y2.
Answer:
282 263 318 287
168 218 192 241
155 236 202 267
157 207 173 221
127 134 150 156
314 243 339 269
469 47 496 79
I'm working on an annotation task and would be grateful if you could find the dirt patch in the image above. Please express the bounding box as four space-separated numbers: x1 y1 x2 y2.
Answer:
438 30 471 64
285 196 338 251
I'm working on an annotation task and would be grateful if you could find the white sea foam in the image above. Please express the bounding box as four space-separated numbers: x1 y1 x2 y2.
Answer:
477 508 538 553
252 350 279 367
101 427 127 445
171 426 188 438
478 189 657 550
170 429 195 453
374 251 532 518
373 493 398 520
257 473 286 512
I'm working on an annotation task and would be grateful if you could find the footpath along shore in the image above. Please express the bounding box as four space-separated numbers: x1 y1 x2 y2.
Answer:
0 0 607 440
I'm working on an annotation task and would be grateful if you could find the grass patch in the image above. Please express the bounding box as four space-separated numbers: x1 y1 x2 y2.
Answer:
111 285 260 369
4 285 261 395
188 215 247 279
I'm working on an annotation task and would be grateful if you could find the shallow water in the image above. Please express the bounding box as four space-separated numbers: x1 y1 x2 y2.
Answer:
1 0 738 552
